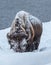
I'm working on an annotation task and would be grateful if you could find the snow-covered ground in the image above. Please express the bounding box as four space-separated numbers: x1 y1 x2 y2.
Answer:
0 21 51 65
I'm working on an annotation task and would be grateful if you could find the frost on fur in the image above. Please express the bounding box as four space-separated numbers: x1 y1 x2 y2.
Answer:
7 11 43 52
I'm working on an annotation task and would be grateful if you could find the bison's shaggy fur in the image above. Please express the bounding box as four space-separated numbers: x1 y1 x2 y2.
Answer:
7 11 43 52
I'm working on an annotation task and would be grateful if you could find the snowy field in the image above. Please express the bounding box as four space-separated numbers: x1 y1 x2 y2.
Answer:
0 21 51 65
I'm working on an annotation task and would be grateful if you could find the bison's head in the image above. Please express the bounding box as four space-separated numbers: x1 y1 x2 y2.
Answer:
7 32 28 52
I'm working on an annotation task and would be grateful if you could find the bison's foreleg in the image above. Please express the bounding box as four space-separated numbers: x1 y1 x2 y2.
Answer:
33 36 40 50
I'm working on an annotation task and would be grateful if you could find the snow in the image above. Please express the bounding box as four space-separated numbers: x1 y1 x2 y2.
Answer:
45 63 51 65
0 21 51 65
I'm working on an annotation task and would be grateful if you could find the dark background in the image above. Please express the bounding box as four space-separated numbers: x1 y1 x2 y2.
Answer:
0 0 51 29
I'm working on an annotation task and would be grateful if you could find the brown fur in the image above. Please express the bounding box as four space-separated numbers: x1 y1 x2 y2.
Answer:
7 11 43 52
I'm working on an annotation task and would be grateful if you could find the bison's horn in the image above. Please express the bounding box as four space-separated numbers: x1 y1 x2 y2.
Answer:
26 24 35 41
26 31 31 41
20 26 26 32
30 24 35 40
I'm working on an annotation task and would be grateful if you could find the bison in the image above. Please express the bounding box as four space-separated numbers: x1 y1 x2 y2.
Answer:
7 11 43 52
